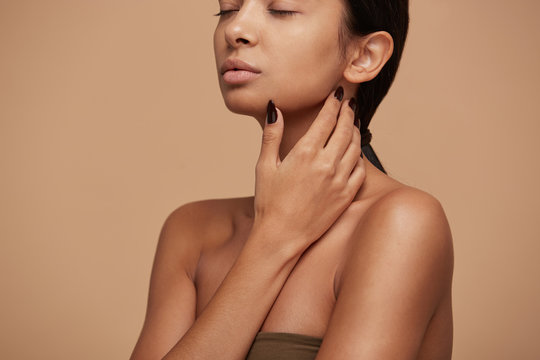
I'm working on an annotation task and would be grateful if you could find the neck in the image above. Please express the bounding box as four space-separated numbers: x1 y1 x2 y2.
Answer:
253 82 359 159
255 102 322 160
253 103 394 203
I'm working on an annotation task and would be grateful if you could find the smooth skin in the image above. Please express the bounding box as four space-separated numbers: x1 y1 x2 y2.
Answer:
130 1 454 359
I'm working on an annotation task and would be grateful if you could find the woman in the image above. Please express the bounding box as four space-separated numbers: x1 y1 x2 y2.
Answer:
130 0 454 359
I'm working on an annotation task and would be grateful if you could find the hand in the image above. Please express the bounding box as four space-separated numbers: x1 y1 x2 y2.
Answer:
252 87 366 255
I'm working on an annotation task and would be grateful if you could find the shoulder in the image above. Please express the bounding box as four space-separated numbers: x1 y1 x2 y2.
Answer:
319 185 454 358
164 197 234 231
166 195 253 236
363 185 452 242
341 185 454 290
156 196 253 276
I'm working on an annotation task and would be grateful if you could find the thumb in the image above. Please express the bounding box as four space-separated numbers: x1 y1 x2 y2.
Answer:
259 100 284 168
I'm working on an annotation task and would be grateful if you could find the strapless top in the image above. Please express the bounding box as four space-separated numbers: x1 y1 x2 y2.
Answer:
246 332 323 360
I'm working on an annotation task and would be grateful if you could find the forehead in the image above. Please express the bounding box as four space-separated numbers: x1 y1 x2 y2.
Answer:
216 0 345 21
217 0 321 5
217 0 344 12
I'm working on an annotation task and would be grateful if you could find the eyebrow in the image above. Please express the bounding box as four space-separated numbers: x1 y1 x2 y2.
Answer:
217 0 315 4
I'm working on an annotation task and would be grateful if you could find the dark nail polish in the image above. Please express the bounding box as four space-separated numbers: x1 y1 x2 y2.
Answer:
266 100 277 124
334 86 344 101
349 97 357 112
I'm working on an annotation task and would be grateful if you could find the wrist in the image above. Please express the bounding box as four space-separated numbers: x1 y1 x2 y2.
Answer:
245 220 305 264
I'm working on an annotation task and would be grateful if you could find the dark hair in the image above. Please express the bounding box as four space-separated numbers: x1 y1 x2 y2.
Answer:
339 0 410 174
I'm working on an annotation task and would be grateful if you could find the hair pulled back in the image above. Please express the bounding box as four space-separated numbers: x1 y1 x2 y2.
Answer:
340 0 409 174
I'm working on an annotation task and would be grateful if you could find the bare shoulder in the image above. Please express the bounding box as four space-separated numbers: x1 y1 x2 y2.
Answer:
343 184 454 289
369 184 448 215
322 185 454 358
159 196 253 270
164 197 241 239
336 183 454 292
166 195 253 235
131 197 252 359
363 185 453 249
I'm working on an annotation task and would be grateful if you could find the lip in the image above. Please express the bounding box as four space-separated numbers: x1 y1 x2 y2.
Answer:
222 70 261 84
220 58 261 75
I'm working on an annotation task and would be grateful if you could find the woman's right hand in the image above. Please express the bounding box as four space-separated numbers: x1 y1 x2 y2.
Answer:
252 87 366 256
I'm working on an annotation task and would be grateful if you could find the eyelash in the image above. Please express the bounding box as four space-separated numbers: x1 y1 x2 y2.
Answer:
213 9 297 17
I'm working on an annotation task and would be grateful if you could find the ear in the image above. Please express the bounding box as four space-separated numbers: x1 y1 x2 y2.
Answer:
343 31 394 84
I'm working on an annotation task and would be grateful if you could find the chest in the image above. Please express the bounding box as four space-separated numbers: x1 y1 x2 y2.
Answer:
193 209 364 338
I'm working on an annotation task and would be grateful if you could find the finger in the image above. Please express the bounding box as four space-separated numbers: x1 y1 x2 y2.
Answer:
258 100 284 169
346 154 366 198
324 97 356 159
301 86 344 149
338 122 362 178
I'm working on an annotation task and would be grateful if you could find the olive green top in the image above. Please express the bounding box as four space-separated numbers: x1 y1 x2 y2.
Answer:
246 332 323 360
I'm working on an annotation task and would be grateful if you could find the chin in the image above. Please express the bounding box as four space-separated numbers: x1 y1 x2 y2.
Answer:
219 78 327 120
220 88 268 119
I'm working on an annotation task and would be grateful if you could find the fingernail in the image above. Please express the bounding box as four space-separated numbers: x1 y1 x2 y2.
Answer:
266 100 277 124
348 97 357 112
334 86 344 101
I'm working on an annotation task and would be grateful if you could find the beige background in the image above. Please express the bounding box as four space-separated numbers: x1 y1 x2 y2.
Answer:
1 0 539 359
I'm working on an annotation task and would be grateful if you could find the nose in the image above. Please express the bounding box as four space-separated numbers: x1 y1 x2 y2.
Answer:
224 9 259 48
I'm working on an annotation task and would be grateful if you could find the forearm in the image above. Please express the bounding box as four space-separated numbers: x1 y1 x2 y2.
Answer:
162 226 302 360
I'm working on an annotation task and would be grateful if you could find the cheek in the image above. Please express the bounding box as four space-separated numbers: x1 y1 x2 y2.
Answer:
268 26 344 110
213 19 345 117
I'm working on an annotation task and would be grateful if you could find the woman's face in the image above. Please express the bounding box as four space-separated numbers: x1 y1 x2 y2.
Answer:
213 0 350 119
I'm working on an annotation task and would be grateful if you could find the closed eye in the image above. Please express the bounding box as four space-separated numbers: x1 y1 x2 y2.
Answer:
213 10 237 17
268 10 297 16
213 9 297 17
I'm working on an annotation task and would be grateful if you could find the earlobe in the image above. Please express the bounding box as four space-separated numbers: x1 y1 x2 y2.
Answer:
343 31 394 84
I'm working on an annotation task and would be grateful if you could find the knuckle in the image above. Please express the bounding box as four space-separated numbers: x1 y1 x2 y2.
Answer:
341 125 353 139
255 160 266 174
318 160 337 177
335 128 352 145
341 186 354 200
297 141 316 157
261 130 276 145
256 158 274 173
357 165 367 179
320 113 337 126
338 184 353 202
360 161 367 172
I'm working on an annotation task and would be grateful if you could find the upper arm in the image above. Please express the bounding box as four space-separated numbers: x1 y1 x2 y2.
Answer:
316 188 454 360
130 202 203 360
